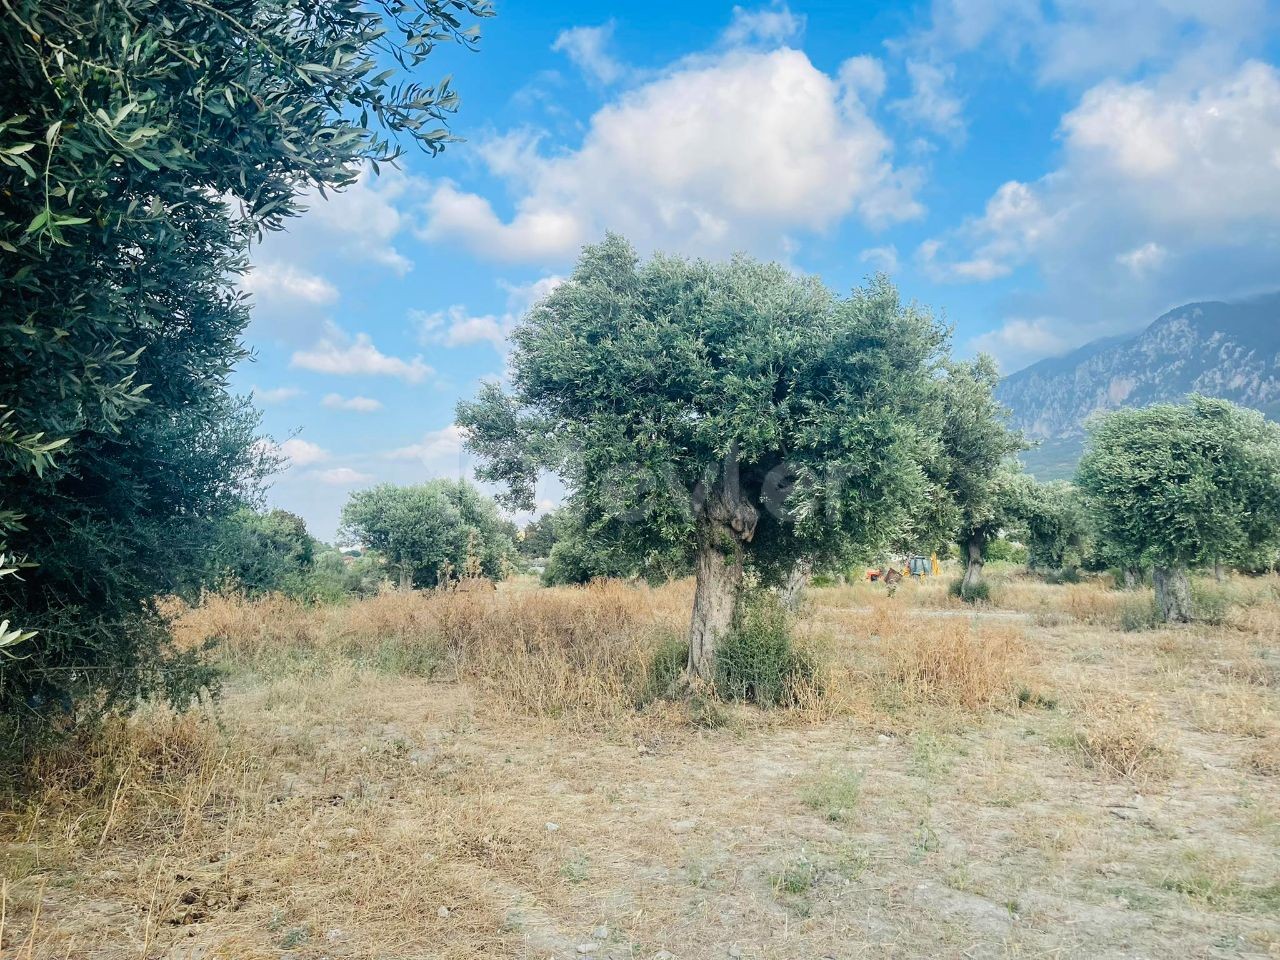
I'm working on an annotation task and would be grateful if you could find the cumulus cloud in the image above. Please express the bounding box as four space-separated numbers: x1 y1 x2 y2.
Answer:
314 467 374 486
414 276 565 354
892 60 966 140
241 264 338 307
926 61 1280 364
722 2 806 46
291 326 432 383
274 438 330 468
552 22 629 85
321 393 383 413
418 46 921 263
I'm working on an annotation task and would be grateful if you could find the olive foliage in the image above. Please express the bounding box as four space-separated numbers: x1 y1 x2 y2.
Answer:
0 0 490 721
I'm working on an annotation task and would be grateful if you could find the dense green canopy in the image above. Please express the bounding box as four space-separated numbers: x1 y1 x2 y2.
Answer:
0 0 490 721
340 480 515 588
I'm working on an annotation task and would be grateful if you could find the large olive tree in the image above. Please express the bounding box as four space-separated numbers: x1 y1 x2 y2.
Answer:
458 236 949 681
1077 396 1280 622
0 0 490 721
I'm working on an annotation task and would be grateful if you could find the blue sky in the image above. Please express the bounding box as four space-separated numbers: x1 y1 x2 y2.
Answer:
237 0 1280 540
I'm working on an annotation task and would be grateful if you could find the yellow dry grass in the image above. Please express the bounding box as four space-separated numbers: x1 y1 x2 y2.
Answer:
2 573 1279 959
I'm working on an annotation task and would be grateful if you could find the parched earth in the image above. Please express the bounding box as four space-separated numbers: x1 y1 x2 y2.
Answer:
3 592 1278 959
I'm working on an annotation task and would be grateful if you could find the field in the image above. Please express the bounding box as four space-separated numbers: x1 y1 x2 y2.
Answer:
2 572 1278 959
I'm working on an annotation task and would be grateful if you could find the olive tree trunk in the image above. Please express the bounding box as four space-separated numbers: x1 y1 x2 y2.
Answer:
1153 565 1192 623
961 536 984 592
399 564 413 591
1123 567 1138 590
777 560 812 613
686 457 759 684
688 526 746 682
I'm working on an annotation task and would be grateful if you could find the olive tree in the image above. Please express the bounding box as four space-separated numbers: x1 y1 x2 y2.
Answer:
0 0 490 721
934 357 1028 592
1018 480 1089 572
340 480 514 588
458 236 949 682
1077 396 1280 622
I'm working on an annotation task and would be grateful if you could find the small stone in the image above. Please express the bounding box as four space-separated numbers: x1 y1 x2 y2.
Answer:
545 821 560 832
670 818 697 834
576 944 598 954
728 947 743 959
437 906 450 919
653 952 676 960
592 926 610 940
325 929 344 943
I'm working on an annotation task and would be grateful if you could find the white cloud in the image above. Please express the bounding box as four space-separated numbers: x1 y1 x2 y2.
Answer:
892 60 965 140
314 467 375 486
930 60 1280 362
968 317 1071 372
241 264 338 306
722 3 806 46
277 438 330 468
414 276 565 354
839 56 887 104
291 326 432 383
552 22 628 85
252 385 303 404
246 168 419 343
914 0 1271 85
387 424 469 472
321 393 383 413
1116 242 1168 276
859 245 899 274
418 48 920 263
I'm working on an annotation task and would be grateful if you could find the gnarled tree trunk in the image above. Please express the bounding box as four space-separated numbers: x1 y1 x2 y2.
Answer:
399 564 413 591
688 526 746 682
686 456 759 684
961 536 984 592
1123 567 1138 590
1153 565 1192 623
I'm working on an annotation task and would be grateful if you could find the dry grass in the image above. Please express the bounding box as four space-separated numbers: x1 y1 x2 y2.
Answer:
1072 700 1174 782
3 572 1280 959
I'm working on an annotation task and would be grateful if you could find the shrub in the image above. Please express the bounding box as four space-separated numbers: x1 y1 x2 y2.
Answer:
1191 582 1233 626
948 578 991 604
715 592 816 706
1118 597 1160 632
1043 567 1083 585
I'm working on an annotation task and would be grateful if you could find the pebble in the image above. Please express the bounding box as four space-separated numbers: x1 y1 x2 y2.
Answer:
592 926 610 940
576 944 598 954
653 952 676 960
437 906 449 919
728 947 743 958
545 821 560 832
669 818 697 833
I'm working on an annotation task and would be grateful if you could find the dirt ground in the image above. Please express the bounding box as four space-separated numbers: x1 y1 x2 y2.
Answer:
2 576 1278 959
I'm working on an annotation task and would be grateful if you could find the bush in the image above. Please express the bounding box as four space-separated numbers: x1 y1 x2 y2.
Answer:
1118 597 1160 632
1191 582 1233 626
1043 567 1083 585
949 578 991 604
715 592 816 706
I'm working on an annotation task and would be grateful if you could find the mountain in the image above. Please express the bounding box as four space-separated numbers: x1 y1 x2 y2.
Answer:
996 292 1280 479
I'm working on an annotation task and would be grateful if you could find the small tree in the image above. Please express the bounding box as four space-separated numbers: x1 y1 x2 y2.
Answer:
203 508 316 596
339 480 514 589
1077 396 1280 622
1018 480 1089 572
934 357 1028 593
458 236 948 682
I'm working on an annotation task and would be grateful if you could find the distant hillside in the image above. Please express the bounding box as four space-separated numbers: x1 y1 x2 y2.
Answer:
996 292 1280 479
